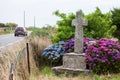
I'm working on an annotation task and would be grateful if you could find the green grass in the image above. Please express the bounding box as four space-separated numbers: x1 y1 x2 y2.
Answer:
41 66 55 76
0 30 14 35
92 74 100 80
40 66 120 80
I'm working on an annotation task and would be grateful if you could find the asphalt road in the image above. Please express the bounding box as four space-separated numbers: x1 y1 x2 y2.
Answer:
0 34 25 48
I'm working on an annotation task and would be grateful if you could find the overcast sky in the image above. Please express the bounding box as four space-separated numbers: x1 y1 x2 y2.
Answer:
0 0 120 27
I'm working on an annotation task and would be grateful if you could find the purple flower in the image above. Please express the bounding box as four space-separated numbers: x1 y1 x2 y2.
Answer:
63 37 94 53
63 37 120 73
85 38 120 72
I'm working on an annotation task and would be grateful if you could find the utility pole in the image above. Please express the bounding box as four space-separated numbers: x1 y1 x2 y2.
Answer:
34 16 35 28
24 11 25 28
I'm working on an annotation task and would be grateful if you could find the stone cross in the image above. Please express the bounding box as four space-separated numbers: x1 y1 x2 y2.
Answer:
72 10 88 54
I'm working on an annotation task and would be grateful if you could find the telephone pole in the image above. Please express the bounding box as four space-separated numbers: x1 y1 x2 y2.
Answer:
34 16 35 28
24 11 25 28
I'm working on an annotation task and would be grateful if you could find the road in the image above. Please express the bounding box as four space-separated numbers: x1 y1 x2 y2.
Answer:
0 31 32 49
0 34 25 48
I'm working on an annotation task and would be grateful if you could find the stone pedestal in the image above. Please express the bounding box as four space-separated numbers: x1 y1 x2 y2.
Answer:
52 53 92 75
63 53 86 69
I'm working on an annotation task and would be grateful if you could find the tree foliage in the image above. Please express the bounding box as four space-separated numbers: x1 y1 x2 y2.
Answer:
52 10 75 43
111 8 120 40
84 7 116 39
0 22 18 28
0 23 6 27
6 22 18 27
52 8 116 43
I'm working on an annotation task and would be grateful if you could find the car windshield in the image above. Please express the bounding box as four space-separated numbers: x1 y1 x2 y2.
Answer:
16 27 24 30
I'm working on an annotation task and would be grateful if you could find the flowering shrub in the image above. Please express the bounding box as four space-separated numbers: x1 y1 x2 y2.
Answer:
42 38 93 65
85 38 120 73
42 37 120 74
42 45 64 64
63 38 74 53
63 37 94 53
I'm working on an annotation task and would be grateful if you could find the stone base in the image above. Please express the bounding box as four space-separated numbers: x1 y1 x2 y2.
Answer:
52 66 92 76
52 53 92 75
63 53 86 69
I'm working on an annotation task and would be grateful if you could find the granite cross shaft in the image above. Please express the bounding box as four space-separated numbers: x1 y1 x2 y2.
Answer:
72 10 88 54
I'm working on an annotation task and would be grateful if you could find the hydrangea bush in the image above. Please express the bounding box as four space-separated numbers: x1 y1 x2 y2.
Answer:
42 45 64 65
63 37 94 53
42 37 120 74
85 38 120 73
42 37 94 66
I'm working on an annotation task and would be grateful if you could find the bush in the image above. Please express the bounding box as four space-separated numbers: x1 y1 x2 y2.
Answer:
31 28 49 37
42 37 94 66
52 8 115 43
42 37 120 74
51 10 75 43
63 37 95 53
84 7 115 39
59 37 120 74
85 38 120 74
111 8 120 41
42 45 64 66
52 26 75 43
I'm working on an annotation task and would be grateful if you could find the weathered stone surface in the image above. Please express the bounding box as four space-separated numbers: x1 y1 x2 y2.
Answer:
52 66 92 76
63 53 86 69
72 10 88 54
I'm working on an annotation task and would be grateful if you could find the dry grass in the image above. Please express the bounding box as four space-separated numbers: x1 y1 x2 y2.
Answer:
0 40 26 80
29 36 52 68
30 36 52 54
15 45 38 80
0 38 40 80
0 35 52 80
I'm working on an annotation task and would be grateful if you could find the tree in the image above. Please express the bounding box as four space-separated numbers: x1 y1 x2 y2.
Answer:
0 23 6 27
84 7 115 39
6 22 18 27
52 8 116 43
52 10 75 43
111 8 120 40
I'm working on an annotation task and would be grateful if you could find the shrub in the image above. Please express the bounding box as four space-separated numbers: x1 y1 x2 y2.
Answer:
52 26 75 43
111 8 120 41
42 37 120 74
63 37 95 53
54 37 120 74
85 38 120 74
31 28 49 37
63 38 74 53
52 8 115 43
84 7 115 39
42 45 64 66
51 10 75 43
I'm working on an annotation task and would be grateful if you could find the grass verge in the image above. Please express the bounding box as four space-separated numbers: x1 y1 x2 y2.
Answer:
0 30 13 35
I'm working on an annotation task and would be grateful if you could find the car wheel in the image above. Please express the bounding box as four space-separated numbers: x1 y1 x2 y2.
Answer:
14 34 16 36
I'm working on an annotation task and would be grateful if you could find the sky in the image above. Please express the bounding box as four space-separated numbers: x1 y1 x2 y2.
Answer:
0 0 120 27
